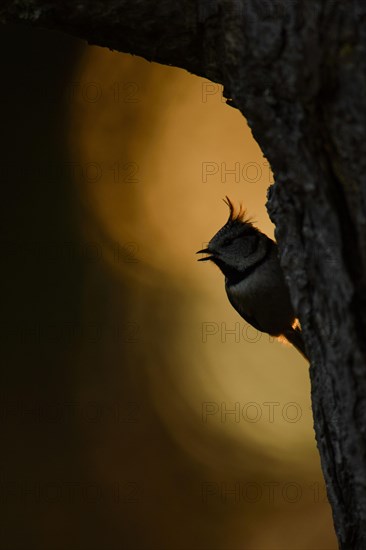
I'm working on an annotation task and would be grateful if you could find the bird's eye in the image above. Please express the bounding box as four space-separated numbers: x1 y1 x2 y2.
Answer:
223 238 232 246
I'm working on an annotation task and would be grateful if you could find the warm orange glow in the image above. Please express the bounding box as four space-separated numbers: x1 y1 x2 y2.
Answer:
63 46 336 549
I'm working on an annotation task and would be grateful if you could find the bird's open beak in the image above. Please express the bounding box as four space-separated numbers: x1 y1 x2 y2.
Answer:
196 247 214 261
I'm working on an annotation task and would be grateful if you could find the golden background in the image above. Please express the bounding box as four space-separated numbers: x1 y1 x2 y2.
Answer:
0 26 336 549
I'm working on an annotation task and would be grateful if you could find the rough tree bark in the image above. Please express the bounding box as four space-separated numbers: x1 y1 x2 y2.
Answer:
1 1 366 548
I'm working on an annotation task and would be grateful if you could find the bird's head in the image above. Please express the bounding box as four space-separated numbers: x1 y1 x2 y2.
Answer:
197 197 268 280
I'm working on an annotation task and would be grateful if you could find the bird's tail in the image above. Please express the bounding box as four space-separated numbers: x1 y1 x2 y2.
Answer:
283 326 308 361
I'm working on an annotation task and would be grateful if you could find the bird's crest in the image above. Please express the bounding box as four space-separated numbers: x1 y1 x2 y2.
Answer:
223 196 252 224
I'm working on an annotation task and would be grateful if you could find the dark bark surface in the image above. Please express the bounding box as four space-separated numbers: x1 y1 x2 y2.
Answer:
2 1 366 548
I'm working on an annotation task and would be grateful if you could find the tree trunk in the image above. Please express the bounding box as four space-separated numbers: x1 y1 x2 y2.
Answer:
2 1 366 547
